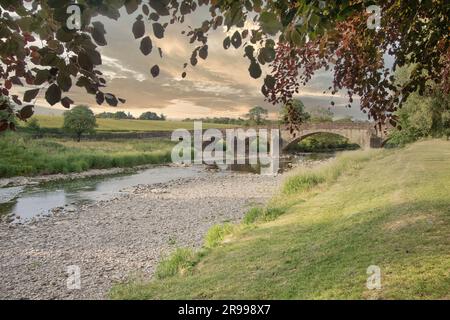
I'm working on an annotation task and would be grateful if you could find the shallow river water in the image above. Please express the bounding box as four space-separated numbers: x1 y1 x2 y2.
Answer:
0 153 334 222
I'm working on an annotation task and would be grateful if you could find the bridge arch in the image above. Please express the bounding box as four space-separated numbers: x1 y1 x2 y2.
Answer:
282 131 361 151
280 123 384 150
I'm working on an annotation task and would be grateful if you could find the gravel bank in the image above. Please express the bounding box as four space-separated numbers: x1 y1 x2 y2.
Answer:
0 164 176 188
0 171 284 300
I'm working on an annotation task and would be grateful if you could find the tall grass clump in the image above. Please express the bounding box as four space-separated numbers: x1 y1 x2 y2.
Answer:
243 207 264 224
204 223 235 249
155 248 197 279
283 172 326 194
243 206 287 224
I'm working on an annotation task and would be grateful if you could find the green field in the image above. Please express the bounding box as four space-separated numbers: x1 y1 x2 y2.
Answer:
111 140 450 299
0 133 176 178
32 115 234 132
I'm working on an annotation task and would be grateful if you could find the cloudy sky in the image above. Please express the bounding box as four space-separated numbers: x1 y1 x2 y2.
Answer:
34 5 366 120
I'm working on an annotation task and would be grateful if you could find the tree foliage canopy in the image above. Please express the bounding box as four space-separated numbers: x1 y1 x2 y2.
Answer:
97 111 134 119
63 104 97 141
0 0 448 132
280 98 310 125
139 111 166 121
308 106 334 123
246 105 268 125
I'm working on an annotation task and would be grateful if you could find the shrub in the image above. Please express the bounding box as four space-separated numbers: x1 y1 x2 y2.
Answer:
25 118 41 133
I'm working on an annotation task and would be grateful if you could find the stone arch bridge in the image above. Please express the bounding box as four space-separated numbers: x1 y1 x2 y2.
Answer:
279 123 386 150
201 123 386 153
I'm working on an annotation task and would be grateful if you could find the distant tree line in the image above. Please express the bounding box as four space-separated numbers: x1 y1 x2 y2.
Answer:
96 111 166 121
182 101 370 127
138 112 167 121
183 117 249 126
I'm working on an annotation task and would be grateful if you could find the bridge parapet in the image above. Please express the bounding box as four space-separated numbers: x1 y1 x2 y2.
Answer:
282 122 376 131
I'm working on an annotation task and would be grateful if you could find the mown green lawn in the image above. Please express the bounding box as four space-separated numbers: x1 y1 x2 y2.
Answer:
32 115 234 132
111 140 450 300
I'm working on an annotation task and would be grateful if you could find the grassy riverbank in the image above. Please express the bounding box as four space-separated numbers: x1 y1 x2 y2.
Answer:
0 133 175 178
111 140 450 299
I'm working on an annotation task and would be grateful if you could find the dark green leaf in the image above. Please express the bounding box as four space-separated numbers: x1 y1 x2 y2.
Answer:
86 49 102 66
140 36 153 56
244 45 255 59
45 84 62 106
96 92 104 105
105 93 118 107
260 47 275 63
125 0 139 14
180 1 191 15
264 75 276 89
23 88 40 102
290 27 305 47
199 45 208 60
153 23 165 39
151 65 160 77
34 69 50 85
149 13 160 21
57 72 72 92
223 36 231 49
142 4 150 16
231 31 242 49
91 21 107 46
18 105 34 120
249 60 262 79
56 28 73 42
78 52 93 71
149 0 170 16
132 20 145 39
259 11 282 35
61 97 74 109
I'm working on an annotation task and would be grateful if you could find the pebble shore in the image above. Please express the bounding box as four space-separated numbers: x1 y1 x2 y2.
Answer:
0 172 284 300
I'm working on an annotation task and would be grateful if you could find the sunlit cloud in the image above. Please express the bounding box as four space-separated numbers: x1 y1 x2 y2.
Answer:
101 55 147 82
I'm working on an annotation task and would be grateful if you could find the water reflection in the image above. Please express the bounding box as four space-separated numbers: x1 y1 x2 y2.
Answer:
0 166 204 222
214 152 336 174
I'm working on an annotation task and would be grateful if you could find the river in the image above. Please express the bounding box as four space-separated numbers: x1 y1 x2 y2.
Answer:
0 153 333 223
0 152 334 300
